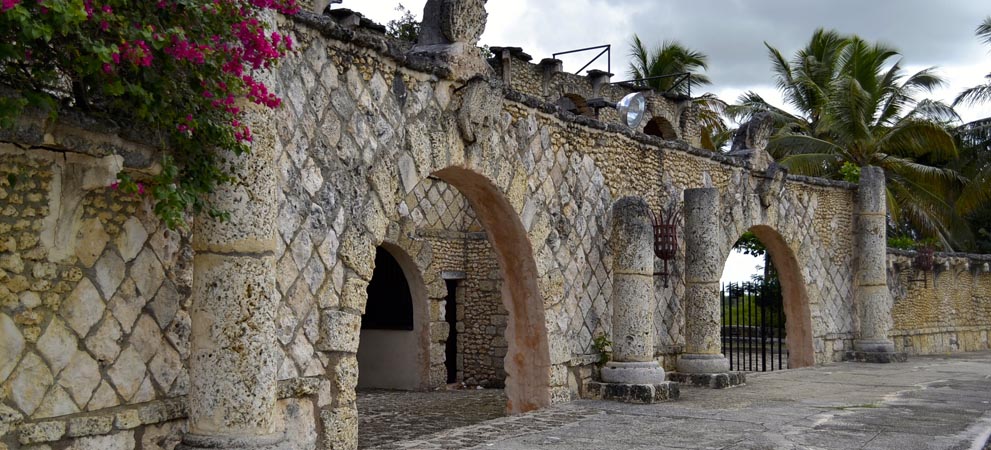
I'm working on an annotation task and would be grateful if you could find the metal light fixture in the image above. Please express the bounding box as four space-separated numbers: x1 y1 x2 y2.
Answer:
616 92 647 128
586 92 647 128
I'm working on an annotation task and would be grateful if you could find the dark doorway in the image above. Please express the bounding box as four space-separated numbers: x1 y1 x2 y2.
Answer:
445 279 459 384
363 247 414 331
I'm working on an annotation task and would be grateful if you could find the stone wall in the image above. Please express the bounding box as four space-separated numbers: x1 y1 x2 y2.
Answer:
889 250 991 354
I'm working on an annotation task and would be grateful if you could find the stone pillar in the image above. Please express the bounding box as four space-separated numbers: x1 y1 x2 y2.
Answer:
848 166 906 363
180 109 283 449
602 197 665 381
677 188 730 374
588 197 677 403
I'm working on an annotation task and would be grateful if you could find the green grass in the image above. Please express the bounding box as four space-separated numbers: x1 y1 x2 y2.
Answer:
721 296 786 329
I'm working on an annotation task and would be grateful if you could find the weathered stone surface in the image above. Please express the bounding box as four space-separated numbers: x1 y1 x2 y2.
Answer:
115 216 148 262
317 309 361 353
66 415 113 438
59 350 101 407
38 318 76 376
585 381 679 403
61 278 105 336
11 352 54 416
93 251 125 298
0 313 25 382
666 371 746 389
107 346 146 401
35 385 80 418
418 0 488 45
131 248 165 298
187 253 279 437
85 316 122 364
64 431 135 450
18 420 65 445
74 218 109 268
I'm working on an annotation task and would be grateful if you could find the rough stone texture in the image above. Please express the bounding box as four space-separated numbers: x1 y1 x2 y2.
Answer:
888 251 991 355
585 381 679 403
666 371 746 389
853 167 896 355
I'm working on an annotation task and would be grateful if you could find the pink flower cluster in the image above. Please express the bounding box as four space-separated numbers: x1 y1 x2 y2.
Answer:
0 0 20 12
166 38 211 65
114 40 153 67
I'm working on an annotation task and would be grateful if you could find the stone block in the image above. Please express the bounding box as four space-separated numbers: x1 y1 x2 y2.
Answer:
316 309 360 353
666 371 746 389
61 278 105 336
17 421 65 445
0 313 25 382
842 351 908 363
66 415 113 438
585 381 679 403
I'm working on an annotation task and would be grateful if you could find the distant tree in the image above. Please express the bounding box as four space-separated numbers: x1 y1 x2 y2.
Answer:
952 16 991 251
734 29 974 249
386 3 419 43
954 17 991 107
627 35 711 95
627 35 728 151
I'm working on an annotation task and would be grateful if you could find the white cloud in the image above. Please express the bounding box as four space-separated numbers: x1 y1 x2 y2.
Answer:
340 0 990 122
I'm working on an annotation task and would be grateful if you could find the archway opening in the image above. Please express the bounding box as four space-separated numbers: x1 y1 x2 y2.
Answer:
432 166 551 414
721 225 815 370
357 244 429 390
644 116 678 140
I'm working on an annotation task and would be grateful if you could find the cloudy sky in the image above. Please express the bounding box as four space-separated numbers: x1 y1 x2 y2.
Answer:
344 1 990 281
346 0 991 123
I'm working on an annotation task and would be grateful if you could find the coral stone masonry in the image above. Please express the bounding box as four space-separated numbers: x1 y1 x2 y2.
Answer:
1 1 991 449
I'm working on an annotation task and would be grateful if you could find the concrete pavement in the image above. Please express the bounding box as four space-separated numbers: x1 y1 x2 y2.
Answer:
375 352 991 449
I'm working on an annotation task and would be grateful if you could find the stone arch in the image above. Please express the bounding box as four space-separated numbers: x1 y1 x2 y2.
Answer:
723 225 816 368
356 241 432 390
429 165 552 413
644 116 678 140
556 93 593 117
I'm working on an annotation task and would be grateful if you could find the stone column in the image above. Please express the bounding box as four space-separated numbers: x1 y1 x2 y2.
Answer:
600 196 666 384
180 110 283 449
849 166 904 362
677 188 731 375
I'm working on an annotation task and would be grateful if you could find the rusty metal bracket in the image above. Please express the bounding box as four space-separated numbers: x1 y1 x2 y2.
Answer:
909 246 935 286
651 203 681 288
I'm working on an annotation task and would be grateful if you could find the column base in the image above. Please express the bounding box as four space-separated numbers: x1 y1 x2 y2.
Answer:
843 351 908 364
177 432 286 450
586 381 679 403
600 361 666 384
676 353 730 374
853 339 896 353
666 372 746 389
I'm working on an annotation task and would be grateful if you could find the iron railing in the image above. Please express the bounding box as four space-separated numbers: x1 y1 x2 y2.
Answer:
721 281 786 372
552 44 611 75
611 72 693 97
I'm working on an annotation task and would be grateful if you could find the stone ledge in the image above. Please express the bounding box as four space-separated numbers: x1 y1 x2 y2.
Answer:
843 351 909 363
585 381 679 404
5 377 324 445
666 372 746 389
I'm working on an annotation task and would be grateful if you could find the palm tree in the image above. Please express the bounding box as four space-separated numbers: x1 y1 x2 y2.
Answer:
628 34 711 95
952 17 991 251
745 30 970 248
954 17 991 107
627 35 728 150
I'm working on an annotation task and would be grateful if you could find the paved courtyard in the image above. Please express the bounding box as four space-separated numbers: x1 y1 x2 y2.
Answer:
357 352 991 449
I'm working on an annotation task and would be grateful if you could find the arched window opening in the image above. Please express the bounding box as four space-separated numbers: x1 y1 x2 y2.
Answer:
362 247 414 330
643 116 678 140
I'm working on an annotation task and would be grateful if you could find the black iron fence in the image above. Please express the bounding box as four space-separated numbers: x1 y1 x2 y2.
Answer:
720 281 787 372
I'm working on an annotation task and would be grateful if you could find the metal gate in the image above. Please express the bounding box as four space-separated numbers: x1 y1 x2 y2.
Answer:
720 281 787 372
